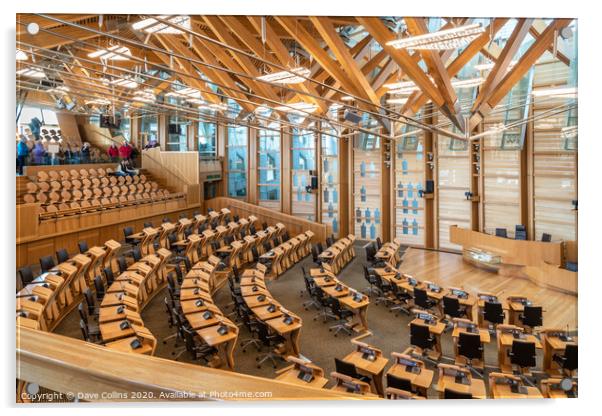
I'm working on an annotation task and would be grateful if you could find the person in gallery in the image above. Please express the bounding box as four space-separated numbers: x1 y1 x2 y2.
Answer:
118 141 133 161
112 158 139 177
16 136 29 175
107 143 119 162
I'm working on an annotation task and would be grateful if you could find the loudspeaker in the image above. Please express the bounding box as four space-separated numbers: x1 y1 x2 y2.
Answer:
343 109 363 124
311 176 318 190
168 124 181 135
425 180 434 194
100 115 112 128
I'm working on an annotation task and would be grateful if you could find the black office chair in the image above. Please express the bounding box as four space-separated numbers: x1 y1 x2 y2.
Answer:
127 246 142 263
302 275 320 310
39 255 56 273
249 224 257 235
327 297 354 337
413 287 437 311
143 221 153 228
541 233 552 242
232 214 240 222
373 274 394 307
326 236 335 247
102 267 115 286
83 288 99 317
78 302 100 337
386 373 413 394
362 265 380 297
365 244 376 263
117 256 128 273
18 266 35 288
389 282 412 316
78 240 89 254
483 301 505 330
123 226 137 244
163 217 172 224
509 340 537 373
255 321 286 369
444 389 473 399
316 242 324 253
79 318 101 343
553 344 578 376
519 306 543 332
334 358 371 383
55 248 70 264
442 296 467 327
410 323 435 355
175 327 218 363
307 286 334 323
376 237 383 250
457 332 484 377
93 275 106 302
261 221 269 230
495 228 508 238
311 245 321 266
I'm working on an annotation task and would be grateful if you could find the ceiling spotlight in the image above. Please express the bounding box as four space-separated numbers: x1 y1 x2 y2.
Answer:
274 102 318 115
26 22 40 35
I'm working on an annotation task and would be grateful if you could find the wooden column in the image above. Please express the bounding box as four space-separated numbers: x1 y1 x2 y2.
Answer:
381 129 392 243
188 121 198 152
525 103 535 240
341 134 353 238
281 126 292 214
315 124 322 223
432 111 440 249
216 123 227 198
423 107 436 248
158 114 168 151
130 116 140 148
248 125 258 205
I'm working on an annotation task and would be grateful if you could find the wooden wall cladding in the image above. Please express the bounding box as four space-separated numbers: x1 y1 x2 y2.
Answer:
16 204 199 268
205 197 330 244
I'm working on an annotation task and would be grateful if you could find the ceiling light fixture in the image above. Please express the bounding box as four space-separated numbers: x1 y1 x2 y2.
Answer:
133 89 156 103
85 98 111 106
88 45 132 60
386 23 485 50
341 95 355 102
110 77 139 89
16 68 46 78
47 85 70 95
257 67 311 84
16 49 28 61
274 102 318 115
473 60 517 72
166 86 202 99
132 15 191 34
386 97 409 105
531 86 577 98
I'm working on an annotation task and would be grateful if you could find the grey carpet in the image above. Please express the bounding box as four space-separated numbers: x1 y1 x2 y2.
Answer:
54 243 552 399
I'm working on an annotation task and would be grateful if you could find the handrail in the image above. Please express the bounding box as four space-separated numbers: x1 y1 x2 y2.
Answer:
16 327 366 401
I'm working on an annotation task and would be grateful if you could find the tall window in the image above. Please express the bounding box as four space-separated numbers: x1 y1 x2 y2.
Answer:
227 125 247 198
257 123 281 210
167 115 187 151
140 114 158 146
292 127 316 220
17 106 59 137
198 121 216 158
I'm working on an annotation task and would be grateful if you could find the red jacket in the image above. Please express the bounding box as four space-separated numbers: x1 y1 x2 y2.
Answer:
118 143 132 159
107 145 119 158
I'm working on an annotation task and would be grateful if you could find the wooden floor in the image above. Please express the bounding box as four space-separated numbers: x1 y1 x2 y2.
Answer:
400 248 578 331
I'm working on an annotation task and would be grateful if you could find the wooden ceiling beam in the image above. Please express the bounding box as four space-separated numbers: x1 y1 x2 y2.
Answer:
274 16 366 100
405 17 464 130
471 18 533 113
309 16 380 105
530 20 571 66
200 16 282 104
401 18 508 116
358 17 446 109
231 16 327 113
469 18 573 130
